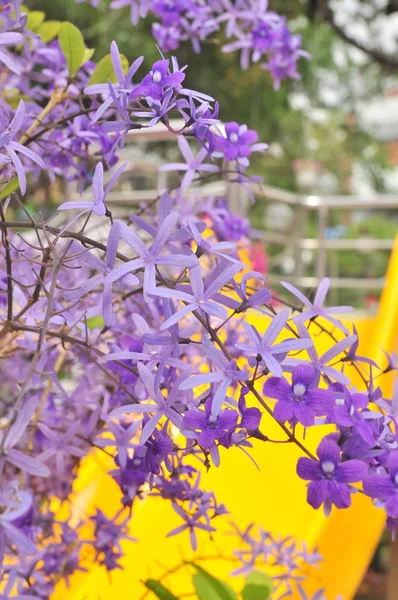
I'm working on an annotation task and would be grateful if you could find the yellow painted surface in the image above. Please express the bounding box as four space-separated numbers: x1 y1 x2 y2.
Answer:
55 236 398 600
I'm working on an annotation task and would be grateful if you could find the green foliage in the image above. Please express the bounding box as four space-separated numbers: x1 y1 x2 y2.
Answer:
88 52 129 86
37 20 61 43
188 563 237 600
58 21 93 77
241 571 273 600
144 579 179 600
26 10 45 31
85 316 105 330
0 179 20 200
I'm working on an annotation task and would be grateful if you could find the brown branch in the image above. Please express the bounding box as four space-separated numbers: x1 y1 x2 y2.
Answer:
319 0 398 70
0 201 13 322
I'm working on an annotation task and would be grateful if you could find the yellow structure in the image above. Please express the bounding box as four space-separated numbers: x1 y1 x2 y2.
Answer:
56 236 398 600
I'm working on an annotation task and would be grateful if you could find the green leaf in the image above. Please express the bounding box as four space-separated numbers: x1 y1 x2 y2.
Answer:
87 52 129 86
144 579 179 600
1 88 30 109
86 316 105 330
241 571 273 600
58 22 86 78
193 573 237 600
37 21 61 43
187 563 237 600
82 47 95 66
0 178 19 200
26 10 45 32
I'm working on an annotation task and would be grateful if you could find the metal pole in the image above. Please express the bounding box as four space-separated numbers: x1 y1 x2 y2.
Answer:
316 205 328 281
293 205 307 279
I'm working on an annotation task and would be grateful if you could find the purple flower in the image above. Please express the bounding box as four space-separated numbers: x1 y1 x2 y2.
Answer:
333 387 378 447
297 438 367 516
104 214 198 295
238 387 262 431
179 335 248 415
167 502 216 551
236 309 313 377
341 325 378 367
211 200 252 242
283 323 357 386
282 278 352 334
363 452 398 518
85 42 144 123
0 399 50 478
151 261 242 330
91 510 134 571
263 365 334 427
109 0 151 25
96 420 140 469
130 58 185 101
108 362 183 443
183 398 238 450
0 101 44 194
58 161 127 217
0 31 23 74
37 423 86 475
131 88 176 127
64 241 139 326
152 0 186 26
160 135 219 189
111 446 149 502
214 121 268 167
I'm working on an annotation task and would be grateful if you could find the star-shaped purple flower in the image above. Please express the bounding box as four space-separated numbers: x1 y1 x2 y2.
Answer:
263 365 334 426
297 437 367 516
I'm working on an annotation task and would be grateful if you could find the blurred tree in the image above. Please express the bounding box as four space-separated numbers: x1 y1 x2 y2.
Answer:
30 0 392 193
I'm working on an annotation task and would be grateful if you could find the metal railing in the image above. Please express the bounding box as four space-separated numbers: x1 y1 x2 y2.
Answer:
256 185 397 290
65 122 398 292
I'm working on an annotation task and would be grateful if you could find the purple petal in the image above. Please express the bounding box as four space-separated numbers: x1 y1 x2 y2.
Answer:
110 41 125 85
7 146 26 194
7 449 50 478
313 278 330 309
273 400 295 423
179 372 225 390
281 281 312 308
151 211 178 256
263 377 291 401
307 480 329 509
160 303 196 330
316 438 340 466
292 365 315 388
297 457 323 482
386 494 398 518
335 460 367 483
261 309 290 346
9 100 25 137
388 452 398 479
327 480 351 509
183 410 208 430
363 475 396 498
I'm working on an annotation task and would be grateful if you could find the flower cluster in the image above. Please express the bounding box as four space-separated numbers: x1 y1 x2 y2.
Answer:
0 1 396 598
78 0 309 88
232 523 327 599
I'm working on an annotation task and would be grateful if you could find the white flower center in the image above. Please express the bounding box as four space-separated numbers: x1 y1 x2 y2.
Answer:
335 398 345 406
349 405 355 416
152 70 162 83
230 133 239 143
293 383 306 398
394 474 398 485
208 415 217 425
322 461 335 474
133 458 142 466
